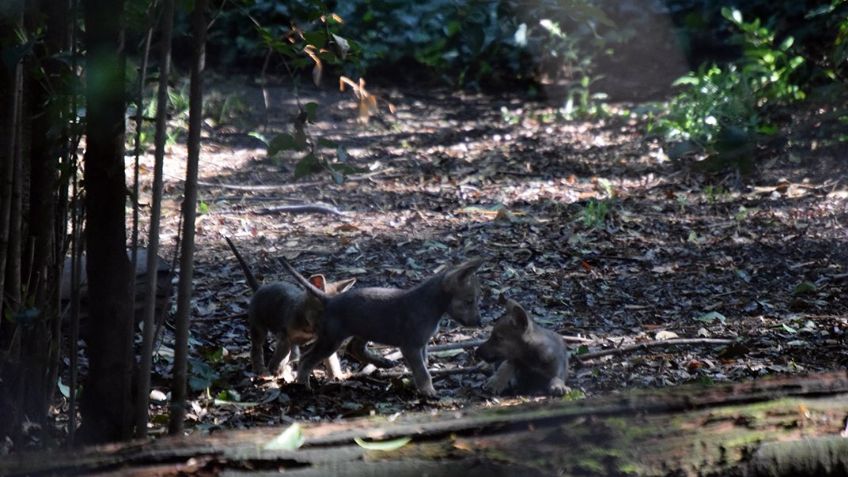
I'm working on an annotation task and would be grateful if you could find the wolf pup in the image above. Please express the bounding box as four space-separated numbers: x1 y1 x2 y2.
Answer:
476 299 570 397
281 257 484 397
225 238 355 378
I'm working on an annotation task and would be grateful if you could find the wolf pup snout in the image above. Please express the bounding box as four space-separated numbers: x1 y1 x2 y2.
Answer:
475 339 499 362
445 258 483 326
477 299 570 397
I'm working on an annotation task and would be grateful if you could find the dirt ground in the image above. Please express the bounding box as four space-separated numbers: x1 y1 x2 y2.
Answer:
103 74 848 436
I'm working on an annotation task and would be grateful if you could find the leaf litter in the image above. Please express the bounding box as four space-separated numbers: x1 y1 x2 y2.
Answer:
125 76 847 436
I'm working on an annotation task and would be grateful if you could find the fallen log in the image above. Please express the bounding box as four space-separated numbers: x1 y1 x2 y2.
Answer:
3 371 847 476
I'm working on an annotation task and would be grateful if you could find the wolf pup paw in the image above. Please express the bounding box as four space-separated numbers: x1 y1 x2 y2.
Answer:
419 385 438 399
484 372 512 395
548 378 568 397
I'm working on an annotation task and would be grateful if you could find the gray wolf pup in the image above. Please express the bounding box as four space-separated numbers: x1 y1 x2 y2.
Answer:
225 238 355 378
281 257 484 397
476 299 569 396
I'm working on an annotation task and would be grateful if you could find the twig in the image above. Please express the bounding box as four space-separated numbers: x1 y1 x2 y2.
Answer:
195 168 395 192
363 335 598 367
255 204 345 216
575 338 733 361
365 362 488 380
194 312 247 322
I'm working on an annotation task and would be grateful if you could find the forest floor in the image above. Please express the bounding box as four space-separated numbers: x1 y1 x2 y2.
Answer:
103 74 848 436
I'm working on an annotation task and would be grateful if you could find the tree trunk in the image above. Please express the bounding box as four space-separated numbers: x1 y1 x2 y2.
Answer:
2 371 847 476
168 0 207 435
79 0 134 444
19 0 69 430
136 0 175 438
0 4 25 441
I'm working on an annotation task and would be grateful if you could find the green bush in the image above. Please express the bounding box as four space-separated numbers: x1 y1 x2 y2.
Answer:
657 8 805 154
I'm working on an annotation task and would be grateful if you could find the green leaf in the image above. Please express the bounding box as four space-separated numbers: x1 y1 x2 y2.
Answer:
212 399 258 408
756 124 778 135
563 388 585 400
721 7 742 25
788 56 805 69
694 311 726 325
264 423 305 451
205 347 226 363
248 131 268 145
294 153 323 179
353 436 412 451
793 281 816 296
672 75 700 86
304 102 319 123
188 358 220 391
779 36 794 51
268 133 306 156
302 31 327 48
781 323 798 334
317 138 338 149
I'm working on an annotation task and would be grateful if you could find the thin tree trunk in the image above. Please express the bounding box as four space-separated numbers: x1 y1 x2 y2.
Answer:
136 0 175 438
125 16 152 438
67 176 82 446
66 0 82 445
129 23 153 395
0 11 23 342
6 68 25 440
80 0 134 444
0 6 25 441
6 73 23 315
169 0 207 435
22 0 69 428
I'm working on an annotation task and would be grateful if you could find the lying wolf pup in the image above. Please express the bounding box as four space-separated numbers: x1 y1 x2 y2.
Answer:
281 257 484 397
476 299 570 396
225 237 355 378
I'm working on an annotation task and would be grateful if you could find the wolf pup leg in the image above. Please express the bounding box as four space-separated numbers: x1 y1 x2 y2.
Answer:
485 361 517 395
347 337 397 369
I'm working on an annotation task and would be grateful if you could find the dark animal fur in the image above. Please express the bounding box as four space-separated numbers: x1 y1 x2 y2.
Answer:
476 299 570 396
281 257 484 397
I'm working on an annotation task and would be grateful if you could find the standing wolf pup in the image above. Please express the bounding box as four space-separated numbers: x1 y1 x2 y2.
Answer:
225 238 356 378
281 257 484 397
476 299 570 396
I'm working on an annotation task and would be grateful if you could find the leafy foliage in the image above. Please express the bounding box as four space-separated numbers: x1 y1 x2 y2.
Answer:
581 199 609 229
335 0 520 85
655 8 805 162
263 102 365 182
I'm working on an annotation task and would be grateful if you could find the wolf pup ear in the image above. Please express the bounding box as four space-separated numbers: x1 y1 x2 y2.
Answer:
507 300 531 331
446 257 483 283
497 293 508 306
333 278 356 293
308 274 328 291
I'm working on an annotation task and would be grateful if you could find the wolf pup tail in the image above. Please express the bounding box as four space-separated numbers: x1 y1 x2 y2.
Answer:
225 237 260 292
280 257 329 301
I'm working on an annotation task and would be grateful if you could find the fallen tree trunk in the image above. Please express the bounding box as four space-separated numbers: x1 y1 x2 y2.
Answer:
4 371 848 476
